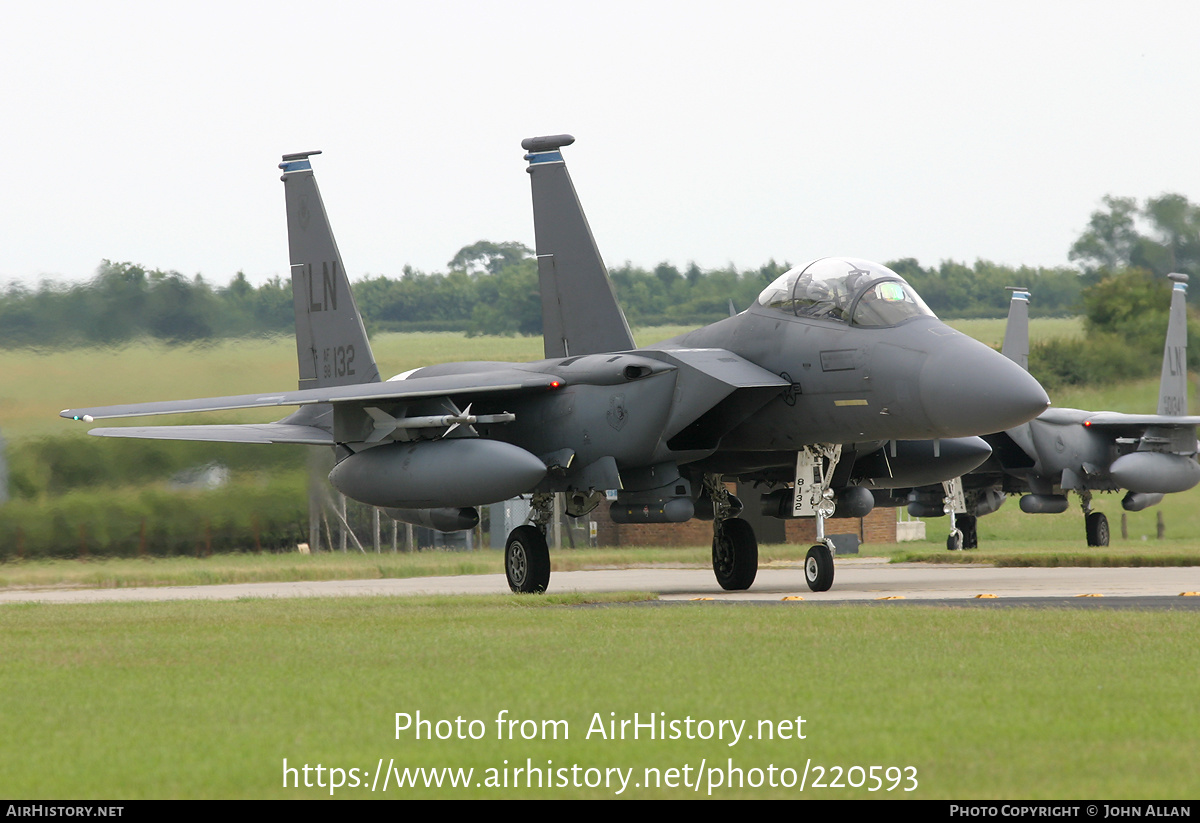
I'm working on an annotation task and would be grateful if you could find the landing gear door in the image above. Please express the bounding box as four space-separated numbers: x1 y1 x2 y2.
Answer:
792 445 841 517
942 477 967 515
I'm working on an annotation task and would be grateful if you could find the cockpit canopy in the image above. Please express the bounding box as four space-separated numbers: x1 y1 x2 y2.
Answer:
757 257 935 327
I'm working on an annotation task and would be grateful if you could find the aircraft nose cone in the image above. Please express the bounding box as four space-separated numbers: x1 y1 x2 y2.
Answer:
920 335 1049 436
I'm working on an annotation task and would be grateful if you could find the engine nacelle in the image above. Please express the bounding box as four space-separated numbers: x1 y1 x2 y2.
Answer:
1110 452 1200 494
329 439 546 508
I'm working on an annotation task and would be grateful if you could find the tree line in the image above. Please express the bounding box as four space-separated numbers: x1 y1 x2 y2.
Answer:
2 193 1197 348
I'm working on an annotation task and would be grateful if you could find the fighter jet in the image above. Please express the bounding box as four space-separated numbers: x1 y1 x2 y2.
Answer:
526 135 1000 548
902 277 1200 549
61 138 1049 594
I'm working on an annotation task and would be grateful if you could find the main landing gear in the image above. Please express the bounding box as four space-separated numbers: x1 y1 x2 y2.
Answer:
504 493 552 594
946 514 978 551
713 518 758 591
1080 491 1109 547
705 475 757 591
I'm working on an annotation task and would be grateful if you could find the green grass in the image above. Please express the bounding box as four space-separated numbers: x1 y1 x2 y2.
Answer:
0 596 1195 799
945 316 1084 348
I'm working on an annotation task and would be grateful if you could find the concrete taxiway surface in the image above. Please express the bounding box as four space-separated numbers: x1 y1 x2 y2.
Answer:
2 558 1198 606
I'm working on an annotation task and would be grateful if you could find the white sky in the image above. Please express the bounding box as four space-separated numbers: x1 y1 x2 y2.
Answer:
3 0 1198 286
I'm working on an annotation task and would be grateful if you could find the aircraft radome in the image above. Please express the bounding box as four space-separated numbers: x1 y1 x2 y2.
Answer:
898 276 1200 550
61 137 1050 594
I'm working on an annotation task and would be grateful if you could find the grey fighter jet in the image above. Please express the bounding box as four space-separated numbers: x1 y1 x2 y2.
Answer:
61 139 1049 594
525 135 1004 554
903 277 1200 549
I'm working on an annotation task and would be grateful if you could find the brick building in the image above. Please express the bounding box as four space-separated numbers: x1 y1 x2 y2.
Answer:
590 483 897 549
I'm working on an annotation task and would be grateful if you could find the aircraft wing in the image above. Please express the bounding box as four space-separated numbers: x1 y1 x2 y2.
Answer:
85 423 335 445
1082 412 1200 429
60 368 562 423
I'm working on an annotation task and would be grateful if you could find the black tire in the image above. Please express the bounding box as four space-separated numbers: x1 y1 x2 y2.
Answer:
1086 512 1110 547
959 514 978 550
946 530 963 552
712 518 758 591
804 543 834 592
505 525 550 594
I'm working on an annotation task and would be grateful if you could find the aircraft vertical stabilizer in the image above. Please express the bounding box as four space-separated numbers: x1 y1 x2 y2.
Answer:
280 152 381 390
1001 287 1031 371
522 135 635 359
1158 273 1189 416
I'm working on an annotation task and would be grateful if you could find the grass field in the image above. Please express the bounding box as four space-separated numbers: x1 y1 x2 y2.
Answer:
945 315 1084 348
1 595 1195 799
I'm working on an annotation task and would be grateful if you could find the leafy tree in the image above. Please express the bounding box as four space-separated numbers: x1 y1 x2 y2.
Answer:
1070 193 1200 281
467 259 540 336
447 240 533 275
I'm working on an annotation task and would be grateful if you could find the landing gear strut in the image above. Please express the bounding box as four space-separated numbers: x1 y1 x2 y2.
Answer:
1080 491 1109 547
705 474 758 590
504 493 553 593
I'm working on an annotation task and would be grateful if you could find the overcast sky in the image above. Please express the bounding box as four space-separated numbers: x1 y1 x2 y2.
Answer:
3 0 1198 286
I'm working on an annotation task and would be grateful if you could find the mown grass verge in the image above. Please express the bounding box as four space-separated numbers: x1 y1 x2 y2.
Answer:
1 597 1195 798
